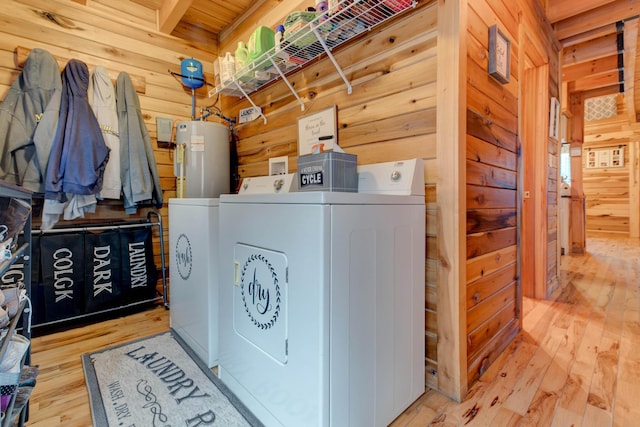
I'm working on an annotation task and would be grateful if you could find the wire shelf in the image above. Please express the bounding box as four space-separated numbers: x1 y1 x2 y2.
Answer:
211 0 417 122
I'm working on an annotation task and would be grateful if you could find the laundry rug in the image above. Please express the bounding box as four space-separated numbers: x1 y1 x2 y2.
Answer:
82 330 263 427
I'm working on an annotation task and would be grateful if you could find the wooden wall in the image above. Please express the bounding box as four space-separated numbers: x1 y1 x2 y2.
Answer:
218 2 439 389
583 94 640 236
464 0 520 389
0 0 221 268
463 0 559 389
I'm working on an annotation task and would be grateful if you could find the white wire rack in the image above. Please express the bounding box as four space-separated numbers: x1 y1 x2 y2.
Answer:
211 0 417 123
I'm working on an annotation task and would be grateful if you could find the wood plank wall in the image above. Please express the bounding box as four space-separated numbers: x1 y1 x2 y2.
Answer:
583 94 640 236
465 0 520 389
0 0 220 268
218 2 439 389
464 0 559 388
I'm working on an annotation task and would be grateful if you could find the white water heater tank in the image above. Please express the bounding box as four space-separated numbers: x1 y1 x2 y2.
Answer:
175 121 230 198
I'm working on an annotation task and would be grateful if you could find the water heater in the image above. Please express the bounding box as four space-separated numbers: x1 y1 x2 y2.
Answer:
175 121 230 198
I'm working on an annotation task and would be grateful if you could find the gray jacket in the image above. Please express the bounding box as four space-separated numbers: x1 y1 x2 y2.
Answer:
0 48 61 192
89 66 121 200
116 72 163 213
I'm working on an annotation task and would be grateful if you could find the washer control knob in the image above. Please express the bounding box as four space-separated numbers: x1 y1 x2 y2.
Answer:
391 170 401 181
274 179 284 191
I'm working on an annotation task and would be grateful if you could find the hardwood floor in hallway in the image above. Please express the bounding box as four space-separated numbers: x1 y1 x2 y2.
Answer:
25 233 639 426
392 233 640 427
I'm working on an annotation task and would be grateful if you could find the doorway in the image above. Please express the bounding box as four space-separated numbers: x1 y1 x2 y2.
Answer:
520 64 550 299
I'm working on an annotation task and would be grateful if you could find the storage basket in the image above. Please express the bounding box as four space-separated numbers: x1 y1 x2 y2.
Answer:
284 11 319 48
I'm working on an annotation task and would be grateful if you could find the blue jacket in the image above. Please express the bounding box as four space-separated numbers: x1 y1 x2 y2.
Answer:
45 59 110 201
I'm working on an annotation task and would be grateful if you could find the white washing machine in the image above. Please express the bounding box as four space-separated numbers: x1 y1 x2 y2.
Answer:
218 159 425 427
169 198 220 367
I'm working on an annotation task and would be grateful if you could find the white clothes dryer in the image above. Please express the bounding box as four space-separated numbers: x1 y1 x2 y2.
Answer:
217 159 425 427
169 198 220 367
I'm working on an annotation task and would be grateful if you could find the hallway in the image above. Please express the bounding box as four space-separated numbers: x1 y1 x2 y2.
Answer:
392 233 640 426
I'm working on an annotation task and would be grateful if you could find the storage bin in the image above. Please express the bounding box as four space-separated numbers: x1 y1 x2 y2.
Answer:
297 152 358 192
284 11 318 48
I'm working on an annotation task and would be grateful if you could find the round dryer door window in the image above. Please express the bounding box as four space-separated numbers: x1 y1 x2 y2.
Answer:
233 243 288 363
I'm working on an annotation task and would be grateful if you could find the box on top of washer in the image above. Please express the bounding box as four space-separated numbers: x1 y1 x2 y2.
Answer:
297 151 357 192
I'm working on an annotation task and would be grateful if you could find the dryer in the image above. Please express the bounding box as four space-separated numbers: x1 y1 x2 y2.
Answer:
217 159 425 427
169 198 220 367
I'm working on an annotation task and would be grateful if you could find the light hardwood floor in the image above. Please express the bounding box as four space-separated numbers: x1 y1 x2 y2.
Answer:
27 233 639 426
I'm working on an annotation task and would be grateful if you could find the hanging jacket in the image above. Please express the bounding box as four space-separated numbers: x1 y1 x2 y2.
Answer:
45 59 110 201
88 66 121 199
116 72 163 213
0 48 62 192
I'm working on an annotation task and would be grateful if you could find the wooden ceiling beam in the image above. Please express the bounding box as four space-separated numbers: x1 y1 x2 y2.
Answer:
157 0 194 34
560 23 617 48
573 71 621 91
581 86 620 99
580 85 621 99
546 0 616 24
563 32 620 65
554 0 640 41
562 54 619 81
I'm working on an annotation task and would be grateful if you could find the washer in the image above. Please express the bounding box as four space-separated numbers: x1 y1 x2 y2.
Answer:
217 160 425 427
169 198 220 367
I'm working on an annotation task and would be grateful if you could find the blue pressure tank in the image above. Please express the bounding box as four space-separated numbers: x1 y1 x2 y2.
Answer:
180 58 204 89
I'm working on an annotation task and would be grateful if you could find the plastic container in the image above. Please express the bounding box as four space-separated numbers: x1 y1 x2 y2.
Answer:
275 25 285 49
297 152 358 192
220 52 235 84
316 1 328 21
235 41 249 69
235 42 253 82
247 26 276 63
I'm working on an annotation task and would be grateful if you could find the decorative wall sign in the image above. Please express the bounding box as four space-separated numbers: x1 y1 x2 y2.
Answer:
297 106 337 156
549 97 560 140
488 25 511 84
586 147 625 169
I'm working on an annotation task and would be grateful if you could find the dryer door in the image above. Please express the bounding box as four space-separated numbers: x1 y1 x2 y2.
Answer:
233 243 288 363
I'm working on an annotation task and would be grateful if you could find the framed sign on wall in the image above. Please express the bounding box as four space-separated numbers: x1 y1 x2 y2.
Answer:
586 147 625 169
488 25 511 84
297 106 338 156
